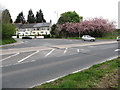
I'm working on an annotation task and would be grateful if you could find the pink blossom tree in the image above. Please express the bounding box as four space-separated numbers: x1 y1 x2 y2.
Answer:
56 18 115 37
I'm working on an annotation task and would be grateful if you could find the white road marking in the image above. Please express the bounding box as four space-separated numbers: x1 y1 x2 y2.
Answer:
77 49 80 53
45 49 55 57
115 49 120 52
79 49 84 51
0 53 20 62
30 56 118 88
18 51 39 63
89 46 94 47
64 48 68 54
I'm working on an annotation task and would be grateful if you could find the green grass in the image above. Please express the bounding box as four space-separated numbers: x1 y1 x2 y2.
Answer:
33 58 119 88
96 31 119 40
0 38 16 45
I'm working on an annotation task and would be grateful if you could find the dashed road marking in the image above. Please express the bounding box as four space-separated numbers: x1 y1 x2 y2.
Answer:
79 49 84 51
0 53 20 62
77 49 80 53
89 46 94 47
45 49 55 57
64 48 68 54
18 51 39 63
115 49 120 52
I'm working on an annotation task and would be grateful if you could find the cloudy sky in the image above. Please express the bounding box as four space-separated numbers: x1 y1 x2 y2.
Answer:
0 0 119 26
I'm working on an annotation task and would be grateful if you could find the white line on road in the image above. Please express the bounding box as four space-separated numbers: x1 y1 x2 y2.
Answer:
64 48 68 54
89 46 94 48
30 56 118 88
115 49 120 52
77 49 80 53
18 51 39 63
79 49 84 51
45 49 55 57
0 53 20 62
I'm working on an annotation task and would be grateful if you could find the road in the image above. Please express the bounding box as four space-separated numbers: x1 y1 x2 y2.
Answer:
1 39 118 88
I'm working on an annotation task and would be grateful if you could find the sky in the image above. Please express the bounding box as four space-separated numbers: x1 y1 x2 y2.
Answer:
0 0 119 27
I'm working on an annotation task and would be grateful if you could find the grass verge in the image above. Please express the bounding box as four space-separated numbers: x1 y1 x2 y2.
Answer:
33 58 119 88
0 38 16 45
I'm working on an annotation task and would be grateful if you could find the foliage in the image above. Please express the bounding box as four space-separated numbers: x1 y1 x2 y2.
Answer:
43 34 50 38
57 18 115 37
27 9 35 23
14 12 26 24
50 24 59 37
0 38 16 45
36 9 46 23
1 23 16 39
57 11 82 24
2 9 12 23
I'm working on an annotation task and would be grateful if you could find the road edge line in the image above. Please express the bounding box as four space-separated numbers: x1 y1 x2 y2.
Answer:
30 56 118 88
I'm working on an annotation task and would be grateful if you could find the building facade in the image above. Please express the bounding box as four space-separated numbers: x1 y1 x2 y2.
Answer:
15 22 51 38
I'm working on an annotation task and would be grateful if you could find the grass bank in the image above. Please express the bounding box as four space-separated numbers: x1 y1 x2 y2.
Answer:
33 58 119 88
0 38 16 45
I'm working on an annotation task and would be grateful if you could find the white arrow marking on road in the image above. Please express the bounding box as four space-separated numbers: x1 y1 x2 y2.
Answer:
64 48 68 54
45 49 55 57
0 53 20 62
18 51 39 63
115 49 120 52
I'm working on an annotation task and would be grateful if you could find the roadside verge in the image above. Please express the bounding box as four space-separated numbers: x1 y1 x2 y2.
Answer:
32 57 119 88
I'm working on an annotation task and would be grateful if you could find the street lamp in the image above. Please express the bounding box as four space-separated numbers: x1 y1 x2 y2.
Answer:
54 11 58 23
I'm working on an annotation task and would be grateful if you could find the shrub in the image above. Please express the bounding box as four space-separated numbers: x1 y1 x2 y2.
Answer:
43 34 50 38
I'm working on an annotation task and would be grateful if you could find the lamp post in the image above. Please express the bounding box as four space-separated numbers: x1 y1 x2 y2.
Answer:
54 11 58 23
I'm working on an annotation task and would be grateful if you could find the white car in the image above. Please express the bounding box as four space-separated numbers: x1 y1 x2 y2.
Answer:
82 35 95 41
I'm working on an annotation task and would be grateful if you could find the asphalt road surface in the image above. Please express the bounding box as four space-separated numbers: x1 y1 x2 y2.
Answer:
2 39 114 49
1 39 118 88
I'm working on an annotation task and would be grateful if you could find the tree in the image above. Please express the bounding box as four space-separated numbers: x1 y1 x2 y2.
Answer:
57 18 115 37
27 9 35 23
1 9 16 39
2 23 16 39
36 9 46 23
57 11 82 24
50 24 59 37
15 12 26 24
2 9 12 24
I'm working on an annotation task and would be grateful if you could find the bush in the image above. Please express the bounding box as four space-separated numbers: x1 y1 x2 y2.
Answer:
2 23 16 39
43 34 50 38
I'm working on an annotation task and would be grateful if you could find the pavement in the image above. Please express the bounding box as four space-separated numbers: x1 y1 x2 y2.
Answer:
1 39 119 88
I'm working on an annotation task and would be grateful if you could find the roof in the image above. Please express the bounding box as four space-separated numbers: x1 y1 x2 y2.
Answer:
33 23 51 28
15 22 51 29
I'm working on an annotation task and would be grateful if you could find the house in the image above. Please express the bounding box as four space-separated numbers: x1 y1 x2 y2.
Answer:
15 22 52 38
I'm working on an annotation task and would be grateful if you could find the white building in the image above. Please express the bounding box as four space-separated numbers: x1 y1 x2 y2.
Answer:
15 22 52 38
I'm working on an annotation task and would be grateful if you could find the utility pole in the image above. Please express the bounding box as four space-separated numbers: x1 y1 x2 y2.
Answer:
54 11 58 23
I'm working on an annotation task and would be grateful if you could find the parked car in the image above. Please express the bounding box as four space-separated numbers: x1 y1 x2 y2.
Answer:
117 36 120 41
82 35 95 41
22 36 32 39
